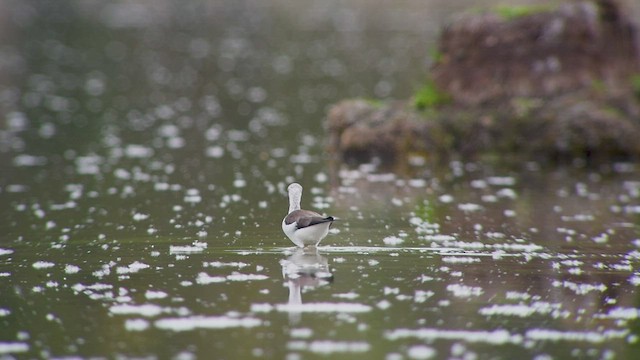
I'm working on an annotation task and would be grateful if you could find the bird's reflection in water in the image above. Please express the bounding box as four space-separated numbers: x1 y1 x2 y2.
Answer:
280 247 333 323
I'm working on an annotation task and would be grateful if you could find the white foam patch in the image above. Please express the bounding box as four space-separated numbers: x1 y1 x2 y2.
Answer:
442 257 481 264
439 194 454 203
184 193 202 204
196 273 226 284
552 280 607 295
422 234 457 241
287 340 370 354
407 345 437 359
71 283 113 293
0 342 29 354
196 272 268 284
5 184 28 193
525 329 628 343
333 292 359 300
290 328 313 338
495 243 544 252
252 302 372 313
64 264 81 274
145 290 168 299
506 291 531 300
170 245 205 254
446 284 484 297
204 261 249 268
109 304 168 317
602 307 640 319
386 328 522 344
0 249 14 256
433 241 544 253
75 155 103 175
458 203 483 212
32 261 55 269
315 246 441 254
250 303 274 313
376 300 392 310
487 176 516 186
125 144 154 158
170 242 207 254
132 212 149 221
13 154 47 167
124 318 150 331
155 316 262 331
496 188 517 199
414 290 435 303
226 273 269 281
383 236 404 246
479 302 568 318
116 261 150 274
280 302 371 313
205 146 225 158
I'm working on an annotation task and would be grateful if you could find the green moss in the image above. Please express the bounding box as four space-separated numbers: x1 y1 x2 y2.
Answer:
413 79 451 111
591 79 606 94
429 47 443 65
364 98 385 108
601 105 624 118
631 74 640 98
494 4 555 21
512 97 543 117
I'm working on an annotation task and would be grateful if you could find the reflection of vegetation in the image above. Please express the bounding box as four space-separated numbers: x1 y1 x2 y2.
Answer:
414 200 437 224
494 4 555 20
413 79 450 111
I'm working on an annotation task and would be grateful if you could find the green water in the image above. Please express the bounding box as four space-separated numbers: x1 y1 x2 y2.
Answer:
2 1 640 359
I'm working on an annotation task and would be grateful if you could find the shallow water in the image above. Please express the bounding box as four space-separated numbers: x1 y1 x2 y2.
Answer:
2 1 640 359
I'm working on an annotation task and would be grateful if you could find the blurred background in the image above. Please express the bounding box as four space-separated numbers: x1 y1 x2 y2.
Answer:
0 0 566 242
2 1 640 359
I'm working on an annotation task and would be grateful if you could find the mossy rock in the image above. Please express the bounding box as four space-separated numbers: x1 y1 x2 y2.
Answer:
326 0 640 169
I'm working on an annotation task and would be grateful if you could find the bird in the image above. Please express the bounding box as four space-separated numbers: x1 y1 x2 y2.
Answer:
282 183 335 248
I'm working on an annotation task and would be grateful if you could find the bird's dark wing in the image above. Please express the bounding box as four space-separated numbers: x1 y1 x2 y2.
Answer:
285 209 334 229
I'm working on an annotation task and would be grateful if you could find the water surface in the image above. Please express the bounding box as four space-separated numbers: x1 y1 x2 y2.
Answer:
1 1 640 359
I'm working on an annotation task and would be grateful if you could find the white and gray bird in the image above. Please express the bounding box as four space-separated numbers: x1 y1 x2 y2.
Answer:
282 183 335 247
